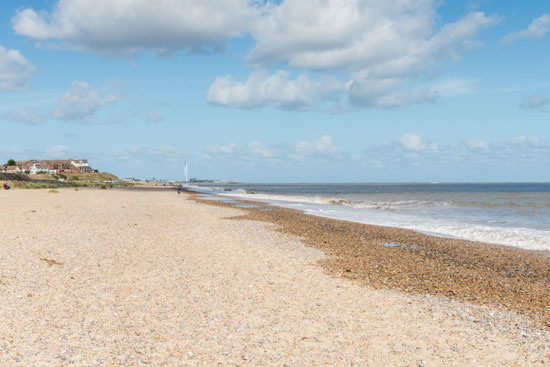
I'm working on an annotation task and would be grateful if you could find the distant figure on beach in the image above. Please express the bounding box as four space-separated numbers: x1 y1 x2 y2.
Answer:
178 184 182 194
3 181 10 190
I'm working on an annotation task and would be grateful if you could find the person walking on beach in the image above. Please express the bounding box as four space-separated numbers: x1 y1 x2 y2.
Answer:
178 184 182 194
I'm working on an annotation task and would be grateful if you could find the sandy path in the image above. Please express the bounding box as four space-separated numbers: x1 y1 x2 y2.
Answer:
0 188 548 366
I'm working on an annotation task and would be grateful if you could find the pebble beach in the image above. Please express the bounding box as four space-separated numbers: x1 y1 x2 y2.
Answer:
1 187 549 366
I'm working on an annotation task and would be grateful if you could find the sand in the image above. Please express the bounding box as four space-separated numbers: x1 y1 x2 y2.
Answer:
0 187 549 366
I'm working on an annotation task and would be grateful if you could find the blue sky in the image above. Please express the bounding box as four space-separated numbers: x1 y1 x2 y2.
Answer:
1 0 549 182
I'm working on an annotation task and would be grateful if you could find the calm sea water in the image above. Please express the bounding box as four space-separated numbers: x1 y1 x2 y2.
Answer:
190 183 550 250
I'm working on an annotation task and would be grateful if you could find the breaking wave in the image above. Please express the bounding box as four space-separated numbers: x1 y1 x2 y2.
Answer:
187 185 550 250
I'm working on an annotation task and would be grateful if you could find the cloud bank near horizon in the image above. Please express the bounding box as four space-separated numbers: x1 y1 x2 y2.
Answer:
2 133 549 181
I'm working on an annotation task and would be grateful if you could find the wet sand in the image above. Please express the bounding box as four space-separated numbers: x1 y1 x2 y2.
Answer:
0 187 549 366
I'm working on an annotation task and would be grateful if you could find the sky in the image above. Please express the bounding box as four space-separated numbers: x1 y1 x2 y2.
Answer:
1 0 549 182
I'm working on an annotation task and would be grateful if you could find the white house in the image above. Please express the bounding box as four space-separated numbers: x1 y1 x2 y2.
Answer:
29 163 56 174
71 159 89 168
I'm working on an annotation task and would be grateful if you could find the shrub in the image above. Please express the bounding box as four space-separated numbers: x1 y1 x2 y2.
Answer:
71 176 79 181
48 189 59 194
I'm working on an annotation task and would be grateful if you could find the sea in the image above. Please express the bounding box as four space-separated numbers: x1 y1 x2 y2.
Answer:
188 183 550 251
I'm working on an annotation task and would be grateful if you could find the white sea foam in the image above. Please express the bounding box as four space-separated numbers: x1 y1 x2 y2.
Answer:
297 202 550 250
213 190 452 211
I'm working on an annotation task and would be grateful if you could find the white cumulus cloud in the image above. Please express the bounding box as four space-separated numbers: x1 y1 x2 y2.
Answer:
365 135 550 172
207 70 346 110
246 1 496 109
12 0 257 57
11 0 498 110
204 143 239 160
513 136 541 146
0 45 35 90
399 133 438 152
294 135 338 156
466 139 489 151
52 81 118 121
248 141 278 158
203 136 341 164
503 14 550 45
249 1 497 74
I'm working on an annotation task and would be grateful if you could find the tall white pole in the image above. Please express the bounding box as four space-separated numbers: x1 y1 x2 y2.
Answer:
184 161 188 182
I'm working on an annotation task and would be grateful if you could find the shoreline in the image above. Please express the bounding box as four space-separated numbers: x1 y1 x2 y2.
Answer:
185 188 550 328
188 184 550 251
196 190 549 250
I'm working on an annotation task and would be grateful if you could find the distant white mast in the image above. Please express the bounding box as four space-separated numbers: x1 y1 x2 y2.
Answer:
184 161 189 182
